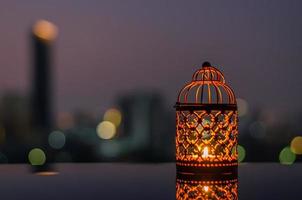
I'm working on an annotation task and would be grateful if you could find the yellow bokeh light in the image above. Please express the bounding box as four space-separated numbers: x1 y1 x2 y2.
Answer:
236 98 248 117
290 136 302 155
28 148 46 166
104 108 122 127
96 121 116 140
33 20 58 42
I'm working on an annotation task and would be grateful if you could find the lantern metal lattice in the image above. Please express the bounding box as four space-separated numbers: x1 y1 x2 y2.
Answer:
175 62 238 173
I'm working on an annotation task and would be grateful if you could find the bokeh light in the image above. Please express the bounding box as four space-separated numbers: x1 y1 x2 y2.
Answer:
238 145 246 163
96 121 116 139
57 112 74 130
279 147 296 165
28 148 46 166
104 108 122 127
33 20 58 41
48 131 66 149
99 141 120 157
249 121 266 139
236 98 249 117
35 171 59 176
290 136 302 155
259 109 277 126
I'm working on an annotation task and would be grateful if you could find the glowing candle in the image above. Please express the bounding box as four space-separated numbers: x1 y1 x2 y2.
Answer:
202 147 209 158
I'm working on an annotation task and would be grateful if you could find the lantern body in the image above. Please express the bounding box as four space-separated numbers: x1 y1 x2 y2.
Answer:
175 63 238 173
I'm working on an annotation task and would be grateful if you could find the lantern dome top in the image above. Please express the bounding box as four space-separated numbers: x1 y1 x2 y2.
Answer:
176 62 236 105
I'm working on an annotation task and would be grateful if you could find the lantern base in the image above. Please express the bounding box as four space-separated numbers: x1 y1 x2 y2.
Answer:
176 161 238 175
177 167 237 181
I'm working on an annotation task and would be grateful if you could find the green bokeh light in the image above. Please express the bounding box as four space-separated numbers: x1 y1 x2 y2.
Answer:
279 146 296 165
48 131 66 149
28 148 46 166
238 145 246 163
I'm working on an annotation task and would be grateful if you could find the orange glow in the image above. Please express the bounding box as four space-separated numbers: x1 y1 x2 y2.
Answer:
104 108 122 127
176 109 238 167
33 20 58 42
176 178 238 200
35 171 59 176
290 136 302 155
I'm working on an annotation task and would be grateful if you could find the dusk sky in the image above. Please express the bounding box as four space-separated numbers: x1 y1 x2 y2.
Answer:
0 0 301 115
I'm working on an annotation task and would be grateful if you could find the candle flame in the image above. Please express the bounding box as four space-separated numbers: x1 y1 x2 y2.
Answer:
202 147 209 158
204 186 209 192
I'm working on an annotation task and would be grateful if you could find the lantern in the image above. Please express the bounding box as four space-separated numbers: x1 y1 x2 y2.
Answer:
176 173 238 200
175 62 238 174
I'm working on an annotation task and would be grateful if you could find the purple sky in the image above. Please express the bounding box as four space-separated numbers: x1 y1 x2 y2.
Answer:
0 0 301 115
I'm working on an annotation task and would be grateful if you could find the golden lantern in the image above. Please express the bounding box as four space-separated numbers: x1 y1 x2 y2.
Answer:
175 62 238 174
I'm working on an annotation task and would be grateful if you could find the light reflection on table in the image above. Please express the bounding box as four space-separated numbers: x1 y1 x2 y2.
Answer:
176 174 238 199
0 163 300 200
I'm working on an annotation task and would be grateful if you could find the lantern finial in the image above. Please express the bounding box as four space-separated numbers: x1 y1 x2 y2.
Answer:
202 61 211 67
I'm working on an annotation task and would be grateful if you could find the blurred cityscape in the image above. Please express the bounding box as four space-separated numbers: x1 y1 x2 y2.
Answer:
0 20 301 165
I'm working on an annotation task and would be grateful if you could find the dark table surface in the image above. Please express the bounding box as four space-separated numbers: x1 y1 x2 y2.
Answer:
0 163 301 200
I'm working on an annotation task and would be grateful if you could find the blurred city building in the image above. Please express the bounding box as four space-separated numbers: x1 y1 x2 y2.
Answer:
31 20 57 140
98 92 174 162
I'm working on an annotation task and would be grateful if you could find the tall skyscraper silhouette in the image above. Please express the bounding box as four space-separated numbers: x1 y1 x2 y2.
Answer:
31 20 57 134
